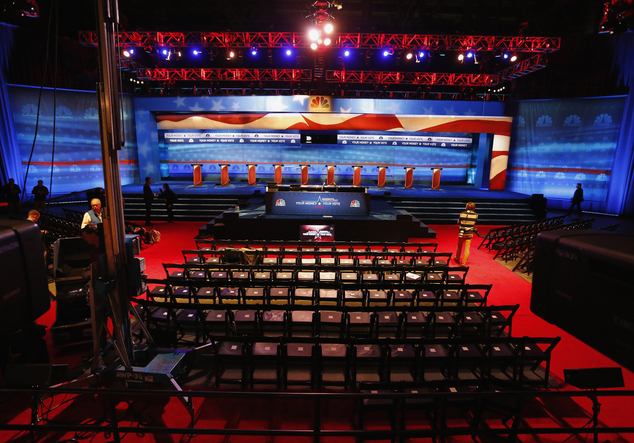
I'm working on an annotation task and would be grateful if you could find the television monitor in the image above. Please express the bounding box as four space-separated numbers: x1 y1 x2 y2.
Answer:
300 225 335 242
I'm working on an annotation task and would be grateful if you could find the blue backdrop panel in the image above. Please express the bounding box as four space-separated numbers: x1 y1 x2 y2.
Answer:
506 96 626 202
7 85 138 196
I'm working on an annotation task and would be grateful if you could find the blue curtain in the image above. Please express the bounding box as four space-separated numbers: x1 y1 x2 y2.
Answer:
608 32 634 216
0 24 23 186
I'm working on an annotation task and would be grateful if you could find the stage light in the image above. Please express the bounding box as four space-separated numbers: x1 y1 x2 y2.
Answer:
250 46 259 56
418 50 426 58
311 42 318 50
227 49 236 60
466 51 474 59
122 49 132 58
161 48 169 57
458 53 465 61
324 23 334 34
503 53 509 59
510 53 518 62
192 49 202 56
383 47 393 57
285 49 293 56
405 51 413 60
308 28 320 41
343 49 350 57
324 37 331 46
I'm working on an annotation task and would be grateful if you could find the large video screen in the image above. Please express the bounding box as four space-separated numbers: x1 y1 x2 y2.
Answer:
157 128 473 183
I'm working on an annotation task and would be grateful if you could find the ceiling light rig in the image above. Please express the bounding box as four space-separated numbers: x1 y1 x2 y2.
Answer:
306 1 342 51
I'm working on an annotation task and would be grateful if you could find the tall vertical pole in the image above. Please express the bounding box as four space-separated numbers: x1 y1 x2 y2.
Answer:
94 0 133 369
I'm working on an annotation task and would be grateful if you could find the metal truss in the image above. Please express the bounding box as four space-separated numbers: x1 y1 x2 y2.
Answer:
326 70 499 86
499 53 548 81
80 31 560 52
134 68 312 82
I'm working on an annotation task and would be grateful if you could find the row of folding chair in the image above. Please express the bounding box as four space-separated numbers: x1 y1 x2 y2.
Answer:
478 215 566 251
201 335 560 390
182 249 449 265
196 239 438 254
162 263 470 287
146 281 491 307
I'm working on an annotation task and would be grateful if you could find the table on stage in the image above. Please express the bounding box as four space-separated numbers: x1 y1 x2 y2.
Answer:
265 185 370 216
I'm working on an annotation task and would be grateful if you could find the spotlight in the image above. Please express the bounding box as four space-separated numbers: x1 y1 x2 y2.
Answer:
308 28 320 41
405 52 413 60
503 53 509 59
466 51 474 59
510 53 518 62
227 49 236 60
122 49 132 58
418 50 426 58
311 43 318 50
250 46 259 56
192 49 202 56
285 49 293 56
343 49 350 57
458 53 465 61
324 38 331 46
383 48 393 57
324 23 334 34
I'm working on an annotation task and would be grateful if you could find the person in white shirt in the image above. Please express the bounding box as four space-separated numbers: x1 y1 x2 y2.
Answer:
81 198 103 229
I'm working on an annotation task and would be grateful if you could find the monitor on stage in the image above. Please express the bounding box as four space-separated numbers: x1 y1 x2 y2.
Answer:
300 225 335 242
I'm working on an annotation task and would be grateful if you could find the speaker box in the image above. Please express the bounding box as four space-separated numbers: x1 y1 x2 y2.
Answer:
531 230 634 371
564 367 624 389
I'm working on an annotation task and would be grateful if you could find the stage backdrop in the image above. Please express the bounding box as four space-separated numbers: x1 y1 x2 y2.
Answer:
7 85 138 197
506 96 626 205
135 96 512 189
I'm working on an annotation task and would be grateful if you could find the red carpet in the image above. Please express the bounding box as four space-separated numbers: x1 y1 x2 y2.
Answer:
2 221 632 443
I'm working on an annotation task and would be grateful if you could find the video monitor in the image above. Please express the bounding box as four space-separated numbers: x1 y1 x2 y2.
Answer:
300 225 335 242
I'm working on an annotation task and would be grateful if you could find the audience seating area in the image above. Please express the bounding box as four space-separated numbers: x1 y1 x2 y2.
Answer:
131 239 561 394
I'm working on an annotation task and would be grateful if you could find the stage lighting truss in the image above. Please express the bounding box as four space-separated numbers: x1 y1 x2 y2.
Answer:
81 31 559 90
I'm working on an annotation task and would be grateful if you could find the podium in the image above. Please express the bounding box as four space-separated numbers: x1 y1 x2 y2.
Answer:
352 166 362 187
300 165 310 185
430 167 443 190
191 164 203 186
247 164 257 186
219 164 230 186
377 166 388 188
404 167 415 189
326 165 335 186
274 164 283 185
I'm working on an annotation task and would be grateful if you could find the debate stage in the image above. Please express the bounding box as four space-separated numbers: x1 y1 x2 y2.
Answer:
120 182 541 242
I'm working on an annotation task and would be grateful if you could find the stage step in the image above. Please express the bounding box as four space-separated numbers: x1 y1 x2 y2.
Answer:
122 193 241 222
387 197 540 225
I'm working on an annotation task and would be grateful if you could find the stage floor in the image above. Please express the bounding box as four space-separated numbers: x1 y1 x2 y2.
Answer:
122 182 531 201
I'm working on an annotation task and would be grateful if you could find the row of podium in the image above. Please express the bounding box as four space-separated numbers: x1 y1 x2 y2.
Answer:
191 164 444 190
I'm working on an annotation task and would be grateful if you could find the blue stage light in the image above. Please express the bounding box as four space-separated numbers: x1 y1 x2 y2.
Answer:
466 51 474 58
285 49 293 56
344 49 350 57
251 47 259 56
192 49 201 56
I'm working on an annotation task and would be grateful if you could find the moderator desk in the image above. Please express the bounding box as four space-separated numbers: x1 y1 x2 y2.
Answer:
265 186 370 216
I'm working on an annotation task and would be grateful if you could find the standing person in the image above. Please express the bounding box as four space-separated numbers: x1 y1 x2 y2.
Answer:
455 202 478 266
2 178 21 218
143 177 155 226
81 198 103 229
159 183 177 223
32 180 49 213
566 183 584 217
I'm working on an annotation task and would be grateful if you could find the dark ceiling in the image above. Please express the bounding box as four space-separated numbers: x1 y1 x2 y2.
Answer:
2 0 630 99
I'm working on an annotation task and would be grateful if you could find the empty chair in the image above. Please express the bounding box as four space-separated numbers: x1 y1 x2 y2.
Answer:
218 287 241 304
317 342 351 389
374 311 400 338
214 339 249 388
268 287 291 305
367 290 389 306
261 310 287 337
385 343 419 382
317 310 345 337
347 312 373 338
402 311 428 338
431 311 456 338
416 289 438 307
351 343 385 385
204 309 231 337
293 287 315 305
343 290 365 307
244 287 266 304
422 343 450 380
195 287 216 304
392 289 414 307
317 288 339 306
288 310 315 337
233 310 259 336
250 341 282 388
281 341 317 388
